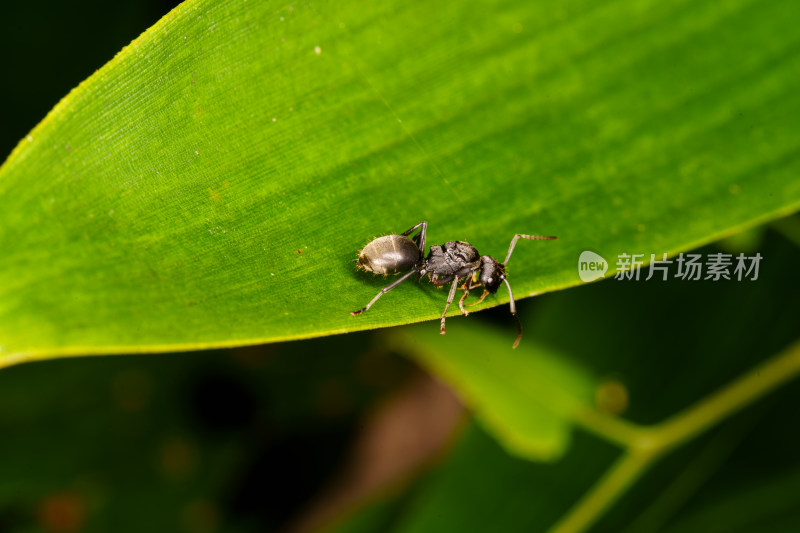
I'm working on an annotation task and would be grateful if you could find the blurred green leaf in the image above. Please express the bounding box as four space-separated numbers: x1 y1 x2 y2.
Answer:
391 322 594 461
2 0 800 363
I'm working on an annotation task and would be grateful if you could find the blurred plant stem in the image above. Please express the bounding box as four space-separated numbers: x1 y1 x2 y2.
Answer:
549 338 800 533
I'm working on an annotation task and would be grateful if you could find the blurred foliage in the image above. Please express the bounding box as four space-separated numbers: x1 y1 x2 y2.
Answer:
0 333 415 532
391 324 596 462
328 225 800 533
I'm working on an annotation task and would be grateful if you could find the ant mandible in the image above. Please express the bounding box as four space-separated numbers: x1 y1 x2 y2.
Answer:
351 222 557 348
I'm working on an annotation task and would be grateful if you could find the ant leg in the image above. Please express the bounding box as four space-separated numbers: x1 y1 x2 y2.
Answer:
458 276 472 316
503 234 558 265
464 272 485 307
401 221 427 256
460 272 479 290
351 269 418 316
466 289 490 308
503 279 523 349
400 221 425 237
440 276 460 335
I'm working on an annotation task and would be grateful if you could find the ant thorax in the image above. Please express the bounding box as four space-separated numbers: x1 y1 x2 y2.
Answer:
420 241 480 285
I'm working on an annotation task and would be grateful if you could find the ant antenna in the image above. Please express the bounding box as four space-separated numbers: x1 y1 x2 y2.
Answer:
503 233 556 347
504 234 557 265
503 278 523 349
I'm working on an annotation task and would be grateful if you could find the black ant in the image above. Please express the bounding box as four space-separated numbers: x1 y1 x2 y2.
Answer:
351 222 557 348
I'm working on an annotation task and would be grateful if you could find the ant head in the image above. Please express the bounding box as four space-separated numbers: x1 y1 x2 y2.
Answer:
479 255 506 293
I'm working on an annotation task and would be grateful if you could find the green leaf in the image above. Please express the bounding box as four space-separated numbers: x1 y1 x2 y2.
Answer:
391 322 595 461
2 0 799 362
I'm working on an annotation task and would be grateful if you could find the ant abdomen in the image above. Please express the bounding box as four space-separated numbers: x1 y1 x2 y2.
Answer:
357 234 421 275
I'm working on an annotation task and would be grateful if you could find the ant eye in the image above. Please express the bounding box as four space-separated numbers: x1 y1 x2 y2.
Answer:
487 277 494 284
